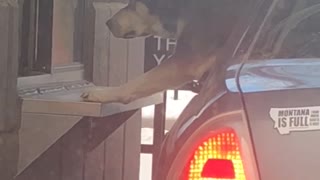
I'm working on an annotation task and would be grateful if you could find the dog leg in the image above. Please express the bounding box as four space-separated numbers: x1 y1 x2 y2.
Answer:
81 53 215 104
81 23 218 104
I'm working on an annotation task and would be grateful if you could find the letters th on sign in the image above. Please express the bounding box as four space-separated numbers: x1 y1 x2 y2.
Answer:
144 36 177 72
269 106 320 135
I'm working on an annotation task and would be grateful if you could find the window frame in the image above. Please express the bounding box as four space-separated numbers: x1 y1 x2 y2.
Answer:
248 0 320 60
18 0 89 88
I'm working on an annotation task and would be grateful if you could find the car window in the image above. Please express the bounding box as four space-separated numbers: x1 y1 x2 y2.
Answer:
174 0 271 121
249 0 320 60
182 0 320 118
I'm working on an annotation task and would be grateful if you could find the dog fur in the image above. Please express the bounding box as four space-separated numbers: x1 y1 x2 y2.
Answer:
81 0 248 103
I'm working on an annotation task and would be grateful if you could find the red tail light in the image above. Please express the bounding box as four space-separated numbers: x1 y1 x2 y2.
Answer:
183 128 246 180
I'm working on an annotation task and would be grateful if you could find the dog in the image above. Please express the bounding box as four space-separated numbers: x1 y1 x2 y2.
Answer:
81 0 249 103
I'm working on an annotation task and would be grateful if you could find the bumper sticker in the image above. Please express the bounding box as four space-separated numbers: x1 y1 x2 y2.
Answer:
269 106 320 135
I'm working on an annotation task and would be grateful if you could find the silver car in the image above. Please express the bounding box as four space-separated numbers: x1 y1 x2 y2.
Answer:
155 0 320 179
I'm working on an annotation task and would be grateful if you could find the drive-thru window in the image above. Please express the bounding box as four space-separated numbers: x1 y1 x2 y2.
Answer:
1 1 163 180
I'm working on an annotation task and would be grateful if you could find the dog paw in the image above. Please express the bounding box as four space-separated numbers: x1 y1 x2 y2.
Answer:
81 86 121 103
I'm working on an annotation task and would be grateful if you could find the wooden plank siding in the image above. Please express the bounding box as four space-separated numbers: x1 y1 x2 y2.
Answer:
15 1 145 180
91 3 143 180
0 1 22 180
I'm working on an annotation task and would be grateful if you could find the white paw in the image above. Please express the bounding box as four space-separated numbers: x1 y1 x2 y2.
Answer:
81 87 120 103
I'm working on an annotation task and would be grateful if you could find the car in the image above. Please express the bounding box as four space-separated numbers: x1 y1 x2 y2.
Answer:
154 0 320 179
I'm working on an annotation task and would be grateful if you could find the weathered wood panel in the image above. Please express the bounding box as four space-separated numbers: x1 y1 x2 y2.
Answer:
85 111 136 151
123 35 145 180
0 2 10 131
61 120 89 180
92 3 112 86
15 140 62 180
108 7 128 86
0 0 21 132
123 112 142 180
0 132 19 180
16 2 146 180
84 141 104 180
16 117 91 180
86 4 115 180
84 111 136 180
98 3 127 180
82 0 95 81
91 3 143 180
93 3 127 180
18 114 81 173
0 1 22 180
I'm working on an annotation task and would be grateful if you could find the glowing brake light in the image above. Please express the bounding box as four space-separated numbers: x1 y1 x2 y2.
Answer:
183 129 246 180
201 159 235 178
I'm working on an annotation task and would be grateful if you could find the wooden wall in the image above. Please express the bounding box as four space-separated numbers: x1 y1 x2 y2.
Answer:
15 1 145 180
0 1 22 180
91 3 145 180
85 3 145 180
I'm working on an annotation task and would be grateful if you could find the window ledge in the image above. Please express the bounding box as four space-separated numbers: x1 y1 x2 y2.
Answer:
21 81 163 117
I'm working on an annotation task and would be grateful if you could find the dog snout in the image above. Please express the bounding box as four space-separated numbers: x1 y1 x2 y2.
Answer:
106 20 112 28
123 30 136 39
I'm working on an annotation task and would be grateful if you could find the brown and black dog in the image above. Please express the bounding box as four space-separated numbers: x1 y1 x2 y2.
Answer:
81 0 248 103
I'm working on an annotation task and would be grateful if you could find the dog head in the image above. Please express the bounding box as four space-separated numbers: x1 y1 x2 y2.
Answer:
106 0 177 39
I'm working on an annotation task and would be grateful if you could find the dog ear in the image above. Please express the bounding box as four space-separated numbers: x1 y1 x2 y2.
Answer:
128 0 137 9
135 1 150 15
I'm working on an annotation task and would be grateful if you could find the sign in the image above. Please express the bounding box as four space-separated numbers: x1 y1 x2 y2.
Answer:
143 36 200 92
269 106 320 135
144 36 176 72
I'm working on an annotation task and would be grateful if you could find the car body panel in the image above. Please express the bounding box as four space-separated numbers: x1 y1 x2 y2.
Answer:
156 58 320 179
227 59 320 93
155 0 320 179
155 91 245 178
242 88 320 180
236 59 320 180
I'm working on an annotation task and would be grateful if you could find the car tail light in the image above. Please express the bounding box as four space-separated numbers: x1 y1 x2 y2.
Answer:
182 128 246 180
